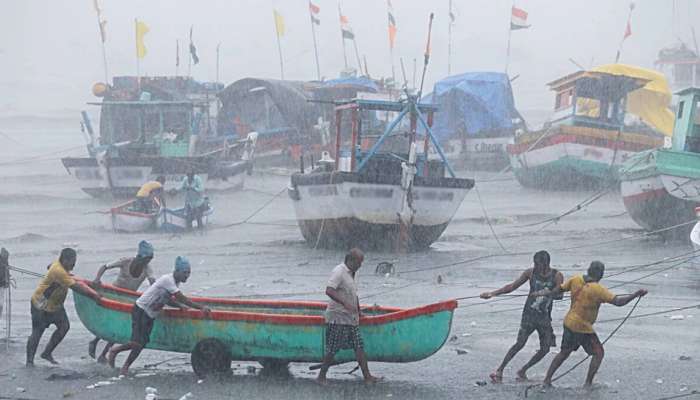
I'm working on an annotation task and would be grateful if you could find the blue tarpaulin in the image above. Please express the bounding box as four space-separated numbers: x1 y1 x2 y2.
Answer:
421 72 522 140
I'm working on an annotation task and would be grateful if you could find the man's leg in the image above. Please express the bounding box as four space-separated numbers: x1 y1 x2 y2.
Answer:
517 323 556 380
584 337 604 387
491 326 531 383
119 344 144 375
26 325 46 366
88 337 100 359
97 342 114 364
316 352 335 383
40 310 70 364
107 342 135 369
543 349 573 386
354 347 378 383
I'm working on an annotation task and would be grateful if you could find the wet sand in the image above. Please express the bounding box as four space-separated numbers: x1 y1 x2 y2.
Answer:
1 126 699 399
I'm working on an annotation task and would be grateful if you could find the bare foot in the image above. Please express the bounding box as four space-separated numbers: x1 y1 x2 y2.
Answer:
40 353 59 365
489 371 503 384
97 355 108 365
542 380 552 388
516 370 529 382
88 339 98 359
364 375 382 384
107 350 116 369
316 376 328 386
25 361 35 368
119 366 129 376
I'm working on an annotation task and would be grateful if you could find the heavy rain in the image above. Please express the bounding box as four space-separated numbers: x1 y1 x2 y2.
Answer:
1 1 700 399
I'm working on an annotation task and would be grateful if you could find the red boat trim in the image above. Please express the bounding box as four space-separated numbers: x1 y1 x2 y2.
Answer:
507 133 653 155
80 279 458 326
109 200 156 218
621 187 669 205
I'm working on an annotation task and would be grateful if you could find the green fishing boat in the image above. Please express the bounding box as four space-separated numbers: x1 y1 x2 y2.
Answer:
74 281 457 376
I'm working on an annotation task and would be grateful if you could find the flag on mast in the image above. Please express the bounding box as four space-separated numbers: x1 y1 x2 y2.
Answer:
189 26 199 65
274 10 286 37
510 6 530 30
387 0 397 49
340 12 354 39
309 2 320 25
135 20 149 59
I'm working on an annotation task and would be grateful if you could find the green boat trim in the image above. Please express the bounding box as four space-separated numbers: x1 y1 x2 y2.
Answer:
74 280 457 364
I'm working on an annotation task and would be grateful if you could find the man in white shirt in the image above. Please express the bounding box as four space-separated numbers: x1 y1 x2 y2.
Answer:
107 256 211 375
88 240 157 363
317 248 379 384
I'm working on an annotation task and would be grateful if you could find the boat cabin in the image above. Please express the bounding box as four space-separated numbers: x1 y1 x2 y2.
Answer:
671 87 700 152
329 96 455 179
547 71 648 131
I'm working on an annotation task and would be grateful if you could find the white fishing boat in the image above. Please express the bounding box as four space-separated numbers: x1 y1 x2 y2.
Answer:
108 200 159 233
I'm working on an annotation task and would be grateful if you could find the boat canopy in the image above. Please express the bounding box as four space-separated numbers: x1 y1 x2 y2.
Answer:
420 72 524 140
592 64 674 136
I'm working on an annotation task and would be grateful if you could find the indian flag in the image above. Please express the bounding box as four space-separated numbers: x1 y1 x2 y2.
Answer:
510 6 530 30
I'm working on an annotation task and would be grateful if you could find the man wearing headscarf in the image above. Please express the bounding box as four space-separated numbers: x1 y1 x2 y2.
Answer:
88 241 157 363
107 256 211 375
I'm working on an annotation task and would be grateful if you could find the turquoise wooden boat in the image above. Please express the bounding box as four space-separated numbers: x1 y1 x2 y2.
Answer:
73 280 457 376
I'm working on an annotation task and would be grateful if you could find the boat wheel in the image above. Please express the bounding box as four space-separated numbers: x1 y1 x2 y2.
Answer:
191 338 232 378
258 359 289 373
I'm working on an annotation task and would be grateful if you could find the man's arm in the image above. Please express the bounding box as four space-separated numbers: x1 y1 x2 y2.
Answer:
552 271 565 300
173 291 211 315
480 269 530 299
326 287 355 312
70 282 102 303
610 289 648 306
93 260 121 284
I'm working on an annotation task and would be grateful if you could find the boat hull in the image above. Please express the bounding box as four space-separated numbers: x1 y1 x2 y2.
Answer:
508 125 661 189
621 175 695 234
441 137 511 171
289 172 473 250
62 157 248 199
74 283 456 364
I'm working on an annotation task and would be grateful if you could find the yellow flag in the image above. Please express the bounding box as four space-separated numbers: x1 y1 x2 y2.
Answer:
135 20 149 59
273 10 285 37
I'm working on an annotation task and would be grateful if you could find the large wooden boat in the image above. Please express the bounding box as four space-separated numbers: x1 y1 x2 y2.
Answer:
62 76 255 199
288 95 474 251
620 87 700 237
74 281 457 376
508 65 672 189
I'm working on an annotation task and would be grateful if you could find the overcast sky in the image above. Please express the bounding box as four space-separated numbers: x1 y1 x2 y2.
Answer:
1 0 697 117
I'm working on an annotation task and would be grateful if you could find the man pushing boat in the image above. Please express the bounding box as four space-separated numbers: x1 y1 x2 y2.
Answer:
480 250 563 383
107 256 211 375
88 240 156 363
317 248 380 384
27 248 102 366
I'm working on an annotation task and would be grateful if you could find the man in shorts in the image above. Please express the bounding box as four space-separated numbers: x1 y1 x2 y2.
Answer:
107 256 211 375
88 240 157 363
534 261 647 387
317 248 379 384
480 250 563 382
26 248 102 366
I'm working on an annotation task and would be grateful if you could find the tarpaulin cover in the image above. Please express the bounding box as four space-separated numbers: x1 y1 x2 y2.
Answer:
420 72 521 140
322 76 379 93
592 64 674 136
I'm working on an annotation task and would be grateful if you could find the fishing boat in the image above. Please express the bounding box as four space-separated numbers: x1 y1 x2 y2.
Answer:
422 72 526 171
655 42 700 93
62 76 256 199
508 64 672 189
107 198 213 233
620 87 700 237
217 76 394 166
287 94 474 251
73 281 457 377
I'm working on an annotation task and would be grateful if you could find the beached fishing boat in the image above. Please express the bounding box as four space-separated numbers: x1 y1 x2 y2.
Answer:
508 64 672 189
422 72 526 171
620 87 700 237
287 93 474 251
107 199 213 233
62 76 256 199
74 281 457 376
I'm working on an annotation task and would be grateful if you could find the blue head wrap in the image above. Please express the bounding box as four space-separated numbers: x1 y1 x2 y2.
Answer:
174 256 191 272
137 240 154 258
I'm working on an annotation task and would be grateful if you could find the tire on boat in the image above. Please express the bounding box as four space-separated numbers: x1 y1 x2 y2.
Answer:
258 359 289 372
191 338 232 378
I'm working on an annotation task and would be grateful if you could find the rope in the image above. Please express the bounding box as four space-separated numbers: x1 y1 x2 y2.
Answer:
473 185 509 253
654 390 700 400
0 145 84 167
524 297 642 397
216 187 287 230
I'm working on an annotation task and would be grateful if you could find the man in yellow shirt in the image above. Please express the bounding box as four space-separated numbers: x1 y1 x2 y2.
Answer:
135 176 166 212
26 248 102 366
533 261 647 387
